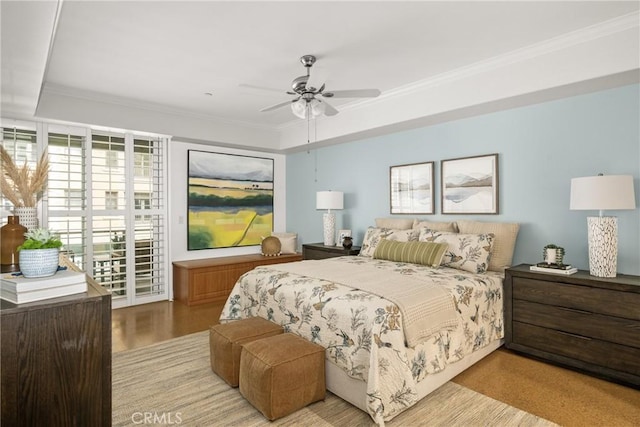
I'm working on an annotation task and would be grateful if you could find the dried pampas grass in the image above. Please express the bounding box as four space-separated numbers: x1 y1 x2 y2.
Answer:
0 146 49 207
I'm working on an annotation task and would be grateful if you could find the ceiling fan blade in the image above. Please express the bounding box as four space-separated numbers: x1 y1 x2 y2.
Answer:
322 89 381 98
322 100 339 116
260 99 296 113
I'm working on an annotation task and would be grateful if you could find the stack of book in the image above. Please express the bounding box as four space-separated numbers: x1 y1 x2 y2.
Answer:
0 269 87 304
529 262 578 275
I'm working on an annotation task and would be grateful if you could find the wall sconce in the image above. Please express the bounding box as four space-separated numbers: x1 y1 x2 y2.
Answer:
570 174 636 277
316 191 343 246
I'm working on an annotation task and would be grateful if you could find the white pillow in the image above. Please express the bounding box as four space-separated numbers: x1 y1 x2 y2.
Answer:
271 232 298 254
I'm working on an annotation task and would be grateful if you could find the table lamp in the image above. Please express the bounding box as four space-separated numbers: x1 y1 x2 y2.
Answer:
570 174 636 277
316 191 343 246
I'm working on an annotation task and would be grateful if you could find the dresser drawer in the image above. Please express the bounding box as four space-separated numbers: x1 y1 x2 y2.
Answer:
512 277 640 321
513 299 640 349
513 322 640 377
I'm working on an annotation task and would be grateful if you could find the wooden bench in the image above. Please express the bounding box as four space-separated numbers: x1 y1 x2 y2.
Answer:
172 253 302 306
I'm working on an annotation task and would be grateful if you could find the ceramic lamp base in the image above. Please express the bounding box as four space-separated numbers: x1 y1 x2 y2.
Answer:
587 216 617 278
322 212 336 246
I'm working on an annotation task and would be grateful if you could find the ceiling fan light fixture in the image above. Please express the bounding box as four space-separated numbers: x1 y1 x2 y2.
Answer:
310 99 325 117
291 98 325 119
291 99 307 119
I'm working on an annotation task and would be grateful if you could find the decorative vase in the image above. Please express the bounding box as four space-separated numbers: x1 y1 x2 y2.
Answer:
19 248 59 278
342 236 353 249
1 216 27 273
14 207 38 230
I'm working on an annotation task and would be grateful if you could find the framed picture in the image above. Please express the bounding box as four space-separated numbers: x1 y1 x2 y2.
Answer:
187 150 274 250
338 229 352 245
441 153 499 214
390 162 434 214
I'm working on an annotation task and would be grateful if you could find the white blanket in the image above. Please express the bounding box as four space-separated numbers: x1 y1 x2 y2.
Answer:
263 259 458 347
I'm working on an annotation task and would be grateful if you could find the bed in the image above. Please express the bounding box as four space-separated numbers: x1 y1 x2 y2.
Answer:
220 220 519 425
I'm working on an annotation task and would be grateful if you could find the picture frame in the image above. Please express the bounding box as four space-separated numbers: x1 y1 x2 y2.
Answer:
441 153 499 214
187 150 274 250
390 162 434 214
338 229 352 246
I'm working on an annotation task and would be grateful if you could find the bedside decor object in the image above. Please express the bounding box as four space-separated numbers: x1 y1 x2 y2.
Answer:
543 244 564 265
342 236 353 249
0 146 49 230
316 191 343 246
570 174 636 278
441 154 499 214
338 229 351 247
17 228 63 278
261 236 281 256
1 216 27 273
390 162 434 214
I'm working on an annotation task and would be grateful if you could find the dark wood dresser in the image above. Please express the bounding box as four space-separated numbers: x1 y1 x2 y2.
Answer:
302 243 361 260
1 278 112 426
504 264 640 388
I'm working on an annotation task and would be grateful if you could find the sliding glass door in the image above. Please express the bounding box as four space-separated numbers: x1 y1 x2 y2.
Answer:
2 120 168 308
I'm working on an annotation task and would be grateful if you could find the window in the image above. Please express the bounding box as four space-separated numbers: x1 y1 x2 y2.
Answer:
106 150 119 168
134 152 151 177
1 127 38 213
3 122 168 308
64 190 84 209
105 191 119 210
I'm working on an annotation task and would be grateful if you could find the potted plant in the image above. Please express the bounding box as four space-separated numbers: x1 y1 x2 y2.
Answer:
0 146 49 230
18 228 63 278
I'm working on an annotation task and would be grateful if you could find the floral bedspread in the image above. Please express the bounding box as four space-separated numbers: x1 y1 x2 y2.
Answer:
220 256 504 425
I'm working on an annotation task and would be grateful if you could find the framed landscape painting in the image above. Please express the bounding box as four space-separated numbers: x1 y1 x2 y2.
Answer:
187 150 274 250
390 162 434 214
441 153 498 214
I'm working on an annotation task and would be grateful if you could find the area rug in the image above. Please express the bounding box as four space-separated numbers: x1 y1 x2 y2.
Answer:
112 331 557 426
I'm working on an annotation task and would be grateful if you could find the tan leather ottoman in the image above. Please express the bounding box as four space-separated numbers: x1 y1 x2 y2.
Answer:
209 317 283 387
239 333 326 420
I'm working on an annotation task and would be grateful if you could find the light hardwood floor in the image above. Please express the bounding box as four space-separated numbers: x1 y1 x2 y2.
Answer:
112 300 640 426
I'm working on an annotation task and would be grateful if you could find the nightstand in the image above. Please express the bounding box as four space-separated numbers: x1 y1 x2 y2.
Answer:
302 243 361 260
504 264 640 387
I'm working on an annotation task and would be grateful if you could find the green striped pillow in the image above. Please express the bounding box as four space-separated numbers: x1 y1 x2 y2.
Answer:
373 239 448 267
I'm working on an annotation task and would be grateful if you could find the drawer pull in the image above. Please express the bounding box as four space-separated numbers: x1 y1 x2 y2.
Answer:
557 330 592 341
558 307 593 315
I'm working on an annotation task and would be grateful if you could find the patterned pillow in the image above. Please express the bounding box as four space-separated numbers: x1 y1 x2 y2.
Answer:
419 229 494 273
373 239 448 267
359 227 419 258
456 220 519 272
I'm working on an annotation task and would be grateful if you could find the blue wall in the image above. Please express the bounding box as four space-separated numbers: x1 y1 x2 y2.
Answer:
287 84 640 275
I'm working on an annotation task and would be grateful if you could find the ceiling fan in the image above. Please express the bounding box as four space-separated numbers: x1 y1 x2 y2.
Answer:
258 55 381 119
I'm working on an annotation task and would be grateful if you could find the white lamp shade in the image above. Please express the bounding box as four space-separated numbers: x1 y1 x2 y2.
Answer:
570 175 636 211
316 191 344 210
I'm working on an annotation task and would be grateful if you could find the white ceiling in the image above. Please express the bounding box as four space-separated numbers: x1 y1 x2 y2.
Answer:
2 1 639 152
